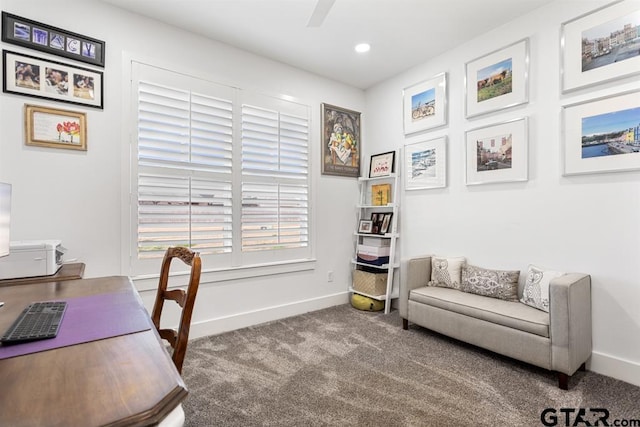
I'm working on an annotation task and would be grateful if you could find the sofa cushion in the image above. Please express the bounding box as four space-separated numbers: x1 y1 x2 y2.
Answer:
409 286 549 337
460 263 520 301
521 265 565 312
428 256 465 289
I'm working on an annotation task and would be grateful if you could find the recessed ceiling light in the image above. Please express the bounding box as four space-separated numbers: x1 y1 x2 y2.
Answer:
354 43 370 53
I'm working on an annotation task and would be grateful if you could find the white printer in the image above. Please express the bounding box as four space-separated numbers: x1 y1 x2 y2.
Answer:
0 240 65 280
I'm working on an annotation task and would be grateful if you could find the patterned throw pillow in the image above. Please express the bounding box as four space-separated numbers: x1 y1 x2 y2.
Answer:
460 264 520 301
520 265 565 312
428 256 466 289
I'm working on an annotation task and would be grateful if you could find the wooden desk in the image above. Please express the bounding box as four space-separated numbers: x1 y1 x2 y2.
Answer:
0 276 187 427
0 262 86 287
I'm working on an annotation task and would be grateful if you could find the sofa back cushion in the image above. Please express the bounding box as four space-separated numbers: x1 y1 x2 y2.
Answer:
428 256 466 289
460 263 520 301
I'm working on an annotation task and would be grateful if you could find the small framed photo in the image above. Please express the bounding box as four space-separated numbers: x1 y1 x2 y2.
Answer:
3 50 103 109
321 103 361 178
379 213 393 235
369 151 395 178
358 219 373 234
562 89 640 175
25 104 87 151
561 1 640 93
1 12 105 67
465 117 528 185
403 72 447 135
465 38 529 118
404 136 447 190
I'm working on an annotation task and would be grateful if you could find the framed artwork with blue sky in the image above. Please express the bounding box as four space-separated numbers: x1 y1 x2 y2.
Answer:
403 72 447 135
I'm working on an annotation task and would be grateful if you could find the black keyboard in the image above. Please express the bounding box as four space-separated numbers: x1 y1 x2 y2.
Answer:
0 301 67 344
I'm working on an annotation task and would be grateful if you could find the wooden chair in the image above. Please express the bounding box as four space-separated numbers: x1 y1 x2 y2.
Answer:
151 247 202 374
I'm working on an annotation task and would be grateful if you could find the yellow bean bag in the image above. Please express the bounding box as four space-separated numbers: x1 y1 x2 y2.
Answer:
351 294 384 312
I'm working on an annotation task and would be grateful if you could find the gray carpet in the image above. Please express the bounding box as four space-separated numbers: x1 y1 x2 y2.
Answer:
181 304 639 426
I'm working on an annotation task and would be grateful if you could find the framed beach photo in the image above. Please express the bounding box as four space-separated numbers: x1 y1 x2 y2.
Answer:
561 1 640 93
321 103 361 178
3 50 104 109
404 136 447 190
562 90 640 175
24 104 87 151
465 38 529 118
465 117 528 185
1 12 106 67
403 72 447 135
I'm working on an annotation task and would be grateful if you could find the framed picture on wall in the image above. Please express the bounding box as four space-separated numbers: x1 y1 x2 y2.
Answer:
3 50 104 109
561 1 640 93
562 89 640 175
465 117 528 185
321 103 361 178
25 104 87 151
465 38 529 118
1 12 106 67
402 72 447 135
404 136 447 190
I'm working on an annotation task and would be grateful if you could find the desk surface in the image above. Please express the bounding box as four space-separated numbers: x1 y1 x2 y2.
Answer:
0 276 188 427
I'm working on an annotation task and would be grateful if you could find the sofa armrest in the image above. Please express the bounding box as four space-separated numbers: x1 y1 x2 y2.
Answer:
400 256 432 319
549 273 592 375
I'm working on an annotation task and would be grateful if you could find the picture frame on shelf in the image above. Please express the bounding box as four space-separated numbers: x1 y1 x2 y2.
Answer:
379 213 393 235
465 38 529 118
370 213 383 234
562 89 640 176
561 1 640 93
1 12 106 67
3 50 104 109
402 72 447 135
25 104 87 151
321 103 361 178
358 219 373 234
371 183 391 206
465 117 528 185
369 150 395 178
404 136 447 190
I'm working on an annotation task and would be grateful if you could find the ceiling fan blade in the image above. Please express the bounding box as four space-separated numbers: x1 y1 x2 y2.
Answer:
307 0 336 27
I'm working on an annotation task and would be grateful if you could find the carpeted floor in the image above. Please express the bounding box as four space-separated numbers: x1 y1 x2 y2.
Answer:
180 304 640 426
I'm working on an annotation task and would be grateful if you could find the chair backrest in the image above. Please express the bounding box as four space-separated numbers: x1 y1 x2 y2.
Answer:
151 246 202 374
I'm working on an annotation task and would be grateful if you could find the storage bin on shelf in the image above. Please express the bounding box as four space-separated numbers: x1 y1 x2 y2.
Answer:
356 244 390 266
353 268 388 296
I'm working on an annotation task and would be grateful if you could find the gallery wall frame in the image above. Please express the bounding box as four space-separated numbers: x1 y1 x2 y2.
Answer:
402 72 447 135
24 104 87 151
465 117 528 185
561 0 640 93
404 136 447 190
321 103 361 178
562 89 640 176
1 12 106 67
465 38 529 119
3 50 104 109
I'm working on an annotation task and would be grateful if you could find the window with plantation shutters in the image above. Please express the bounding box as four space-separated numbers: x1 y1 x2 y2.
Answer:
129 62 311 275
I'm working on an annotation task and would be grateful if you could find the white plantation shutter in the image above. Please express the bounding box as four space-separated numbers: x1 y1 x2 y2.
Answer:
136 72 233 260
241 104 309 252
130 62 311 273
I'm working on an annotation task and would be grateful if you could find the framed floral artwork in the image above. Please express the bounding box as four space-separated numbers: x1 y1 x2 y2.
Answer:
321 103 361 177
25 104 87 151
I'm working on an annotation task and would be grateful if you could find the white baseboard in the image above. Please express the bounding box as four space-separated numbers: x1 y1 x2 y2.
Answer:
189 291 350 339
589 351 640 387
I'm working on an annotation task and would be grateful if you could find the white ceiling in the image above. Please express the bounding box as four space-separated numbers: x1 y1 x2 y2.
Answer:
101 0 554 89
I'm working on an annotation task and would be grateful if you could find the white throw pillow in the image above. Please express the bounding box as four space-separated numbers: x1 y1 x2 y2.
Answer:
428 256 466 289
520 264 565 312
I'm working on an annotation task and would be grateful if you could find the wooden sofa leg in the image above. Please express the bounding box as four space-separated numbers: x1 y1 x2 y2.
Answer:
578 362 586 372
558 372 569 390
402 318 409 330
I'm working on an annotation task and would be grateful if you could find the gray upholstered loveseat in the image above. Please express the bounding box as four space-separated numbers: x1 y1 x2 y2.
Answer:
399 255 592 389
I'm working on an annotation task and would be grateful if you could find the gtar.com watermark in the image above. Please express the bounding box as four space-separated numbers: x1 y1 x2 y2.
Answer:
541 408 640 426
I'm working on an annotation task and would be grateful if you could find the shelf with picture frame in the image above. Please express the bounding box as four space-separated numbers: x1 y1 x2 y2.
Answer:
349 151 400 313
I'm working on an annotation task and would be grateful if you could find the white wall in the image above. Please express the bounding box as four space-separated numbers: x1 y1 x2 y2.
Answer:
0 0 361 335
364 0 640 386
